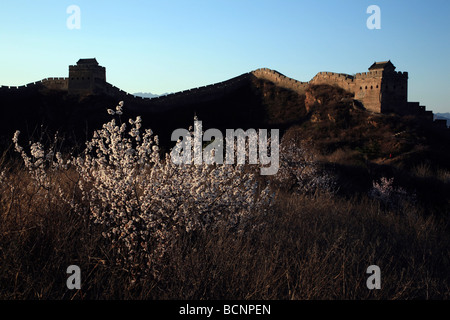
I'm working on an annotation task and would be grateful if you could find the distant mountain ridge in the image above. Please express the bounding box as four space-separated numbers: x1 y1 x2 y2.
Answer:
435 113 450 127
133 92 172 98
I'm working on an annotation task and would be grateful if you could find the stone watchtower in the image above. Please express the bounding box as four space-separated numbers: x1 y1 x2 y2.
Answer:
310 60 409 114
68 58 106 95
354 61 408 113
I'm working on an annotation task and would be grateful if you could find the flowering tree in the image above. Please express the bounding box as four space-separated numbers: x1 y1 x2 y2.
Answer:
368 176 414 208
272 137 336 195
13 102 272 279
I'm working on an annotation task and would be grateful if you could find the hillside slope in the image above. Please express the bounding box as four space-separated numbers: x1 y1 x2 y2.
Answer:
282 84 450 214
1 72 449 212
0 72 307 151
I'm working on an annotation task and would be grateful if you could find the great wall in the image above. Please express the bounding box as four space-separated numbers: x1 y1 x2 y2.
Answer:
0 59 447 128
0 77 68 91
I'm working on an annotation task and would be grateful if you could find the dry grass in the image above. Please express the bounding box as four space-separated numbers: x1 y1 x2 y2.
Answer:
412 162 450 184
0 166 449 300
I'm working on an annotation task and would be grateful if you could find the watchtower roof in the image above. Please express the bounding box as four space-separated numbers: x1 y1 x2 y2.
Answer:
369 60 396 71
76 58 99 66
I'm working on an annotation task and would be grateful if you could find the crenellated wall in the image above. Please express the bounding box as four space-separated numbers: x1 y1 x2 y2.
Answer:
97 68 308 112
0 77 69 91
251 68 309 94
90 72 253 112
41 77 69 90
310 72 356 94
310 69 409 114
0 61 446 128
306 67 447 127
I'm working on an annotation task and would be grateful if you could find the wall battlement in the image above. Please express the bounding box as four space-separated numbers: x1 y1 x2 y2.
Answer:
0 59 445 128
351 70 408 80
251 68 308 94
310 61 413 114
41 77 69 90
316 71 354 80
308 61 445 127
0 77 69 91
91 72 252 112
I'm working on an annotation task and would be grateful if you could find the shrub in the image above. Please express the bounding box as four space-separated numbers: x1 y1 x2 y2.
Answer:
272 137 336 195
12 102 272 279
368 176 415 209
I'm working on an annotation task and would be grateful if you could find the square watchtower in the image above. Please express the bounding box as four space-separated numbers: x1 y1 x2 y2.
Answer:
354 61 408 113
372 61 408 114
68 58 106 95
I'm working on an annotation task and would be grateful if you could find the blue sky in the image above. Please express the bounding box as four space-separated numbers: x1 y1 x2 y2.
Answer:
0 0 449 113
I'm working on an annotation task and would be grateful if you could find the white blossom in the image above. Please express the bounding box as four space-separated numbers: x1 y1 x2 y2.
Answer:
368 176 414 208
40 103 271 279
272 137 336 195
12 102 274 280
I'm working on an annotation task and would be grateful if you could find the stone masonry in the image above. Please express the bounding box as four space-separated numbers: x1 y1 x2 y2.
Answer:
68 58 106 95
310 61 411 114
0 59 441 124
